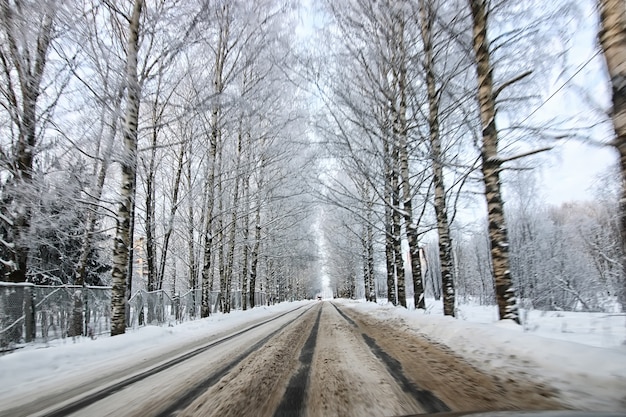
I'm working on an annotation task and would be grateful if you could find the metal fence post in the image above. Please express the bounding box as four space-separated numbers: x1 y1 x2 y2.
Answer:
83 285 89 337
24 285 35 343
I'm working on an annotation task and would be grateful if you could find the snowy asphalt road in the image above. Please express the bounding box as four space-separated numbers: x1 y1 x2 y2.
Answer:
5 302 566 417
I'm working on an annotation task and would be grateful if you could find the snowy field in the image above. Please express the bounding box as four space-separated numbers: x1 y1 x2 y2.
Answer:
1 298 625 412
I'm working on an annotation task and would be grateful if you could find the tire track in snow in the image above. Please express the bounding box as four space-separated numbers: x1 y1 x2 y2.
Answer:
272 305 323 417
332 303 564 412
35 303 313 417
330 302 450 413
158 305 317 417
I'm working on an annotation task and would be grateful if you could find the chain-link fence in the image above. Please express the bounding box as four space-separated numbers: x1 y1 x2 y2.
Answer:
1 282 266 351
0 283 112 350
33 285 111 342
252 291 267 307
0 283 35 349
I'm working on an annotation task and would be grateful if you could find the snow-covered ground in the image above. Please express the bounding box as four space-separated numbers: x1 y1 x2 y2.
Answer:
0 301 312 402
422 298 626 349
1 298 625 412
338 298 626 411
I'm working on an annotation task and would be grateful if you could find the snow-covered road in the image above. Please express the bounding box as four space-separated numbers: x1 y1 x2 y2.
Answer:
0 300 586 417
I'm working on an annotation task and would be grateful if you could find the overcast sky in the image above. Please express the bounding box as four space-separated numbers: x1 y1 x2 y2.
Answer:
532 0 616 206
297 0 617 207
541 142 615 205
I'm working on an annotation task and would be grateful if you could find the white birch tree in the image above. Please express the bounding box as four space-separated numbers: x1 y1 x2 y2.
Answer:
597 0 626 310
110 0 143 336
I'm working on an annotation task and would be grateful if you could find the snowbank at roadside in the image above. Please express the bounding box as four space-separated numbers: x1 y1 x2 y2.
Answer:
0 301 312 400
336 299 626 411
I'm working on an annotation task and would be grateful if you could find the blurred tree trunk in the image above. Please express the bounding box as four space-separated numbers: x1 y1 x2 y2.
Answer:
249 206 262 308
158 143 185 291
384 139 398 305
366 199 376 302
224 122 244 314
391 10 421 310
357 180 375 302
201 9 228 317
200 116 218 317
468 0 520 323
111 0 144 336
391 143 406 307
145 104 159 294
597 0 626 310
241 173 251 310
186 139 199 316
419 0 455 316
249 158 265 309
217 152 225 312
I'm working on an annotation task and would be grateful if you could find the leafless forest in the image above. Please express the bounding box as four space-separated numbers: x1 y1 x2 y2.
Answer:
0 0 625 337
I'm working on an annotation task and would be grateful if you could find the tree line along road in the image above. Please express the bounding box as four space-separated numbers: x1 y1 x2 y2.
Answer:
6 302 564 417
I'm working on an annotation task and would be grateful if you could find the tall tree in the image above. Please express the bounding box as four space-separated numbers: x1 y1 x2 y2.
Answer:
199 2 228 317
110 0 143 336
390 5 420 309
467 0 520 323
62 0 128 336
0 0 59 282
417 0 456 316
109 0 210 329
597 0 626 310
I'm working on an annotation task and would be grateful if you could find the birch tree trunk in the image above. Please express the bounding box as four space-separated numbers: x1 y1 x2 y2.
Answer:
357 180 375 302
217 152 226 312
384 138 398 305
241 172 251 310
186 140 200 316
597 0 626 310
366 204 376 302
419 0 455 316
391 152 406 307
157 142 185 290
200 19 227 317
468 0 520 323
200 124 217 317
111 0 144 336
249 157 265 309
391 11 424 310
224 124 244 314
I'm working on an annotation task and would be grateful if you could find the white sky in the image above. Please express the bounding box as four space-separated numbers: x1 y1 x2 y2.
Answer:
531 0 616 206
542 142 616 205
